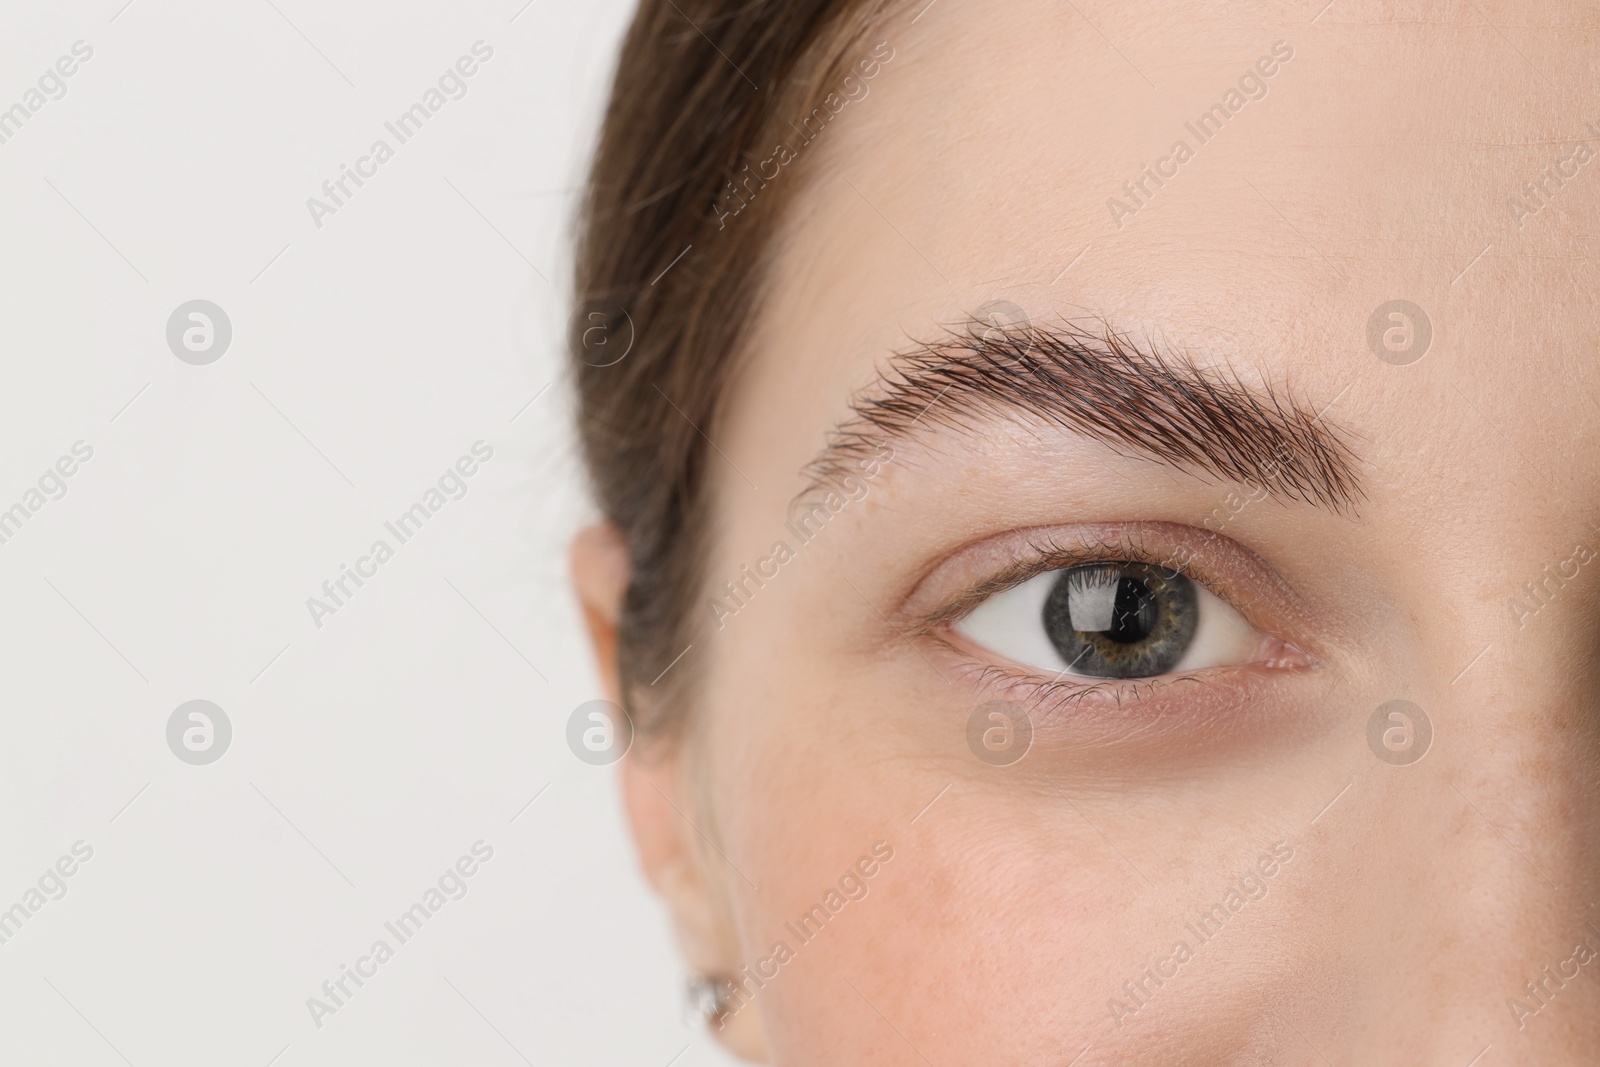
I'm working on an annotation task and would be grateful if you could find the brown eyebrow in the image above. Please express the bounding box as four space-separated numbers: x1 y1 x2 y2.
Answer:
801 317 1363 512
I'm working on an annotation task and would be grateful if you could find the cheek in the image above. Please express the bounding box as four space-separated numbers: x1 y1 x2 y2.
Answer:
730 796 1161 1060
705 658 1125 1053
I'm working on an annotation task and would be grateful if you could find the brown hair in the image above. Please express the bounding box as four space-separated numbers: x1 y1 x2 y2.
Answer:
571 0 898 736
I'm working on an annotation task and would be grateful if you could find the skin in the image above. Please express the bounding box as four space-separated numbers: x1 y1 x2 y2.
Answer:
575 1 1600 1063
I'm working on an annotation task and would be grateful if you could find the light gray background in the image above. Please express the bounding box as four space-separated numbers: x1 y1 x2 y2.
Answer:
0 1 738 1063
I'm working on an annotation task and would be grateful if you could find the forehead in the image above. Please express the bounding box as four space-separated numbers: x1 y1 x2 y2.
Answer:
721 0 1599 500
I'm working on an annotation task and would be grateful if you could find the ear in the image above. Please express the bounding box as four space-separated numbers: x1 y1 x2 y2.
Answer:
570 523 629 703
570 523 769 1061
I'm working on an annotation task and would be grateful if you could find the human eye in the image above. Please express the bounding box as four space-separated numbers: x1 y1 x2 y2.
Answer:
953 561 1256 679
906 524 1313 692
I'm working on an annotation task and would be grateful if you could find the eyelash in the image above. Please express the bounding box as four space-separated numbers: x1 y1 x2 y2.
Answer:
959 657 1213 713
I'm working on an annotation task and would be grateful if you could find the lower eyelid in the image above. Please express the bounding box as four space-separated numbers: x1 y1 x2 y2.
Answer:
944 655 1214 725
952 658 1310 758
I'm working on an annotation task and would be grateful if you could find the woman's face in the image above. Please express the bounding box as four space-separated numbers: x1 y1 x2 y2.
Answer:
628 0 1600 1061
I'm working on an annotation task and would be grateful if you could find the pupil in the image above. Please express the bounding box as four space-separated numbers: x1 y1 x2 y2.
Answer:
1105 577 1156 643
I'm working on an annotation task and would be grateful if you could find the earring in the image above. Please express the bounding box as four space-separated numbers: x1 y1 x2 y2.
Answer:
686 973 736 1028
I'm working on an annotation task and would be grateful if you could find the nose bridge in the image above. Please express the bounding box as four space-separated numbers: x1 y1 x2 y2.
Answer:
1346 531 1600 1063
1461 519 1600 897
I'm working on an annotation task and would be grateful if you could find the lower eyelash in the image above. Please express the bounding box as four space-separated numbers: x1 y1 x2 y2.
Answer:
952 655 1215 718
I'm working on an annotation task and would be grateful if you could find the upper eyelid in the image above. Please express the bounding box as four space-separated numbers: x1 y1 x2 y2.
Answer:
901 529 1230 635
